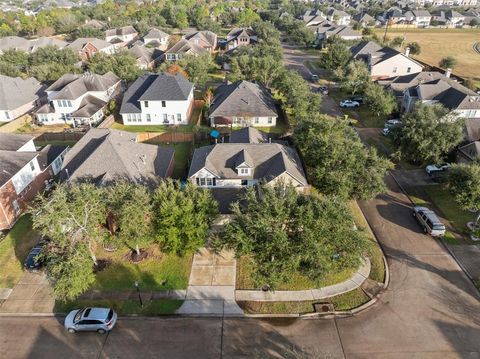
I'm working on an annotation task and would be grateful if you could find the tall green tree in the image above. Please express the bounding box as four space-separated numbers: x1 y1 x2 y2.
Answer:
337 60 370 95
178 53 215 87
216 184 369 288
318 37 351 71
407 42 421 55
236 8 261 27
152 180 218 255
447 164 480 224
363 82 397 117
87 50 141 81
391 103 464 164
294 116 391 199
439 56 457 70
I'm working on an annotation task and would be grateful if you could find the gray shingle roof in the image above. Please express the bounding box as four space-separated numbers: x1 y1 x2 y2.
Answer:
188 143 307 186
458 141 480 161
37 144 68 170
209 81 278 118
105 26 138 38
128 44 163 65
350 41 382 60
165 38 207 55
144 28 169 40
183 30 217 48
0 133 34 151
60 129 174 185
120 72 193 114
70 95 107 118
0 150 38 187
0 75 44 111
229 127 270 144
47 72 120 100
67 37 113 51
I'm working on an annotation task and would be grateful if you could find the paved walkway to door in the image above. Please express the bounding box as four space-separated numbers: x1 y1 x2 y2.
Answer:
176 248 243 316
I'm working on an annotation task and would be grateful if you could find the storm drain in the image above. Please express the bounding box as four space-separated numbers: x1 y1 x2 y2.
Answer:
313 302 335 313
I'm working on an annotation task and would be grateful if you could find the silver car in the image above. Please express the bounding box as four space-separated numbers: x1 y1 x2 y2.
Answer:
64 307 117 334
412 206 446 237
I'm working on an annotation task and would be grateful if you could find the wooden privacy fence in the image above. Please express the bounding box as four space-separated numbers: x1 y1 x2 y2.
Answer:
35 131 85 142
137 131 194 143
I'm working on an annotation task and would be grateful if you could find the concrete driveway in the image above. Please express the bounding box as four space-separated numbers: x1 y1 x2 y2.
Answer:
1 175 479 358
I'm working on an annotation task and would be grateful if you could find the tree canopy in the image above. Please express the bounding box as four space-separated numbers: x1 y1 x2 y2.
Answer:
391 103 464 164
363 82 397 117
447 163 480 212
216 184 369 288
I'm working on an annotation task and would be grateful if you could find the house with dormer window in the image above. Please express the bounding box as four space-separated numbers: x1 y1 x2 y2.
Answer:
188 139 308 190
225 28 258 50
35 72 121 127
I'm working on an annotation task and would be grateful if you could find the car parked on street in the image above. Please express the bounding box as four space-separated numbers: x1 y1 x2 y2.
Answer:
310 74 319 82
340 100 360 108
382 127 390 136
65 307 117 334
425 163 451 175
412 206 446 236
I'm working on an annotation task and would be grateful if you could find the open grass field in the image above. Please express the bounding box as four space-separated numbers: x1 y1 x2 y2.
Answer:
374 28 480 81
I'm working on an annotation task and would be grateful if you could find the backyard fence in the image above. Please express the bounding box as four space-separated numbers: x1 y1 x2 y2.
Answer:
137 131 194 143
35 131 85 143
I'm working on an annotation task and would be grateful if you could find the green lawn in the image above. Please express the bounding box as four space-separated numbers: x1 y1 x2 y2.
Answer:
110 122 169 133
55 299 183 315
35 140 77 148
405 185 474 240
0 215 40 288
93 246 192 291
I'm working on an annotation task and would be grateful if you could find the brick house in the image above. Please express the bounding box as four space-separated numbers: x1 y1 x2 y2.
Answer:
0 133 68 230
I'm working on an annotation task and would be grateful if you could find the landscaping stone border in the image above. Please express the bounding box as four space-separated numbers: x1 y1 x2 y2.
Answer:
235 258 371 302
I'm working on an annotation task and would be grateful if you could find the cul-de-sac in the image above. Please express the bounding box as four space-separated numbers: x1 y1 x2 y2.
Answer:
0 0 479 357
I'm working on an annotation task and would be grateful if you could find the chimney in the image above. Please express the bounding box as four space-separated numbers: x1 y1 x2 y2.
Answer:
405 47 410 57
445 68 452 78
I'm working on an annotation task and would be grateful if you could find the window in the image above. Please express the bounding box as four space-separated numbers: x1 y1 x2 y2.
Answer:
58 101 63 107
62 100 67 107
29 161 35 171
12 200 20 214
144 101 149 108
67 100 72 107
254 117 259 124
146 114 151 122
161 101 166 107
177 113 182 122
267 117 273 124
393 67 398 73
5 111 10 120
163 114 168 123
197 178 214 186
407 67 412 73
241 180 248 186
239 168 249 175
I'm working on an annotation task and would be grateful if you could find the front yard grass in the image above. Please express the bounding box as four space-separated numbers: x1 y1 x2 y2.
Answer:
55 299 183 315
405 184 474 240
0 215 40 288
92 246 192 291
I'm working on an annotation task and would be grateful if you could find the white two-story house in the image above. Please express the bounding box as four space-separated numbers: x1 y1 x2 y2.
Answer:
35 72 121 127
119 72 194 125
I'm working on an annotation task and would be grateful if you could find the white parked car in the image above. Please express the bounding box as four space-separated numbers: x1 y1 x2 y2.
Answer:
64 307 117 334
382 127 390 136
412 206 446 237
339 100 360 108
425 163 451 175
384 119 402 128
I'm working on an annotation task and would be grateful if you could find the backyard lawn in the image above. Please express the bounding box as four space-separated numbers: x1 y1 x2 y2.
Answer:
374 28 480 81
0 215 40 288
93 246 193 291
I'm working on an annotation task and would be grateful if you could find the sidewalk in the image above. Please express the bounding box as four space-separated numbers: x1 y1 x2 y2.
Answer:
176 248 243 316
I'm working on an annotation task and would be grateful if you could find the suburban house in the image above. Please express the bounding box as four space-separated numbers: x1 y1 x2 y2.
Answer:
401 74 480 119
105 25 139 47
326 8 351 25
188 141 308 191
301 10 328 27
59 129 174 186
457 141 480 163
143 28 170 50
35 72 121 127
164 30 217 61
0 75 45 123
128 44 163 70
315 24 362 41
225 28 258 50
120 72 194 126
0 36 67 54
411 10 432 27
351 41 423 79
432 10 465 27
353 13 375 26
377 8 406 24
67 37 116 61
0 133 68 230
83 19 105 30
209 80 278 128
